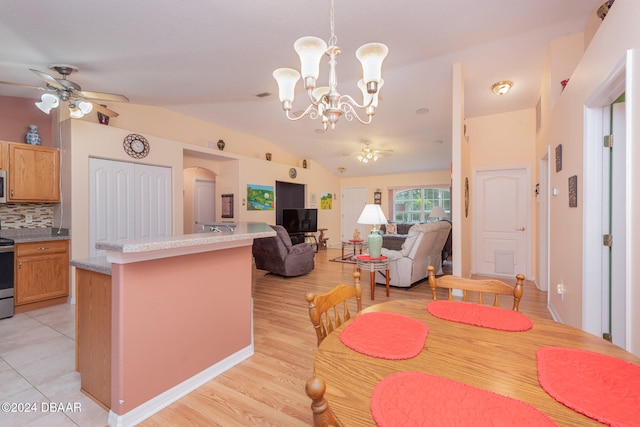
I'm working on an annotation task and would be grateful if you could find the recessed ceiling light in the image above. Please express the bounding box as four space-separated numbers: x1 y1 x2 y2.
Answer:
315 128 325 134
491 81 513 96
432 139 444 145
416 107 430 115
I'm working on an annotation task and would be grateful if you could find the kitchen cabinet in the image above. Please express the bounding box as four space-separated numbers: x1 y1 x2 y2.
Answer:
0 141 60 202
15 240 69 312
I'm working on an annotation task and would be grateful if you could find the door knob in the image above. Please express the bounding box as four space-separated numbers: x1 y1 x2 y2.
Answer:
516 227 525 231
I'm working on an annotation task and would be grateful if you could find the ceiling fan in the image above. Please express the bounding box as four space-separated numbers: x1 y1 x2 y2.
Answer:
344 140 393 163
0 64 129 117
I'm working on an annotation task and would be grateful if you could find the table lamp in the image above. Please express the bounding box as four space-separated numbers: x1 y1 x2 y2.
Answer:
429 206 447 220
357 204 388 258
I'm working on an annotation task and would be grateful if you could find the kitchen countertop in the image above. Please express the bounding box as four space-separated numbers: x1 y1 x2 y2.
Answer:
69 256 112 276
0 227 70 243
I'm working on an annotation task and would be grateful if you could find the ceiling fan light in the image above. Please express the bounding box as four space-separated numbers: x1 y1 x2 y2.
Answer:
35 101 52 114
69 103 84 118
77 101 93 114
356 43 388 88
35 93 60 114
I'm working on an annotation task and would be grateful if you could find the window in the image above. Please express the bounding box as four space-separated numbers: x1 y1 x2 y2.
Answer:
393 187 450 223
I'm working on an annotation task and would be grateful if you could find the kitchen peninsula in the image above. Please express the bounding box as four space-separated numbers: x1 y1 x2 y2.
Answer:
71 222 275 427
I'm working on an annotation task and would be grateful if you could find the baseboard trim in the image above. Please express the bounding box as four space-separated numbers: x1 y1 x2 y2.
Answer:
107 344 254 427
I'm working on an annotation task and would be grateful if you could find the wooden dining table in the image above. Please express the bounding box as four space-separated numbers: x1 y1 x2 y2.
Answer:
313 299 640 426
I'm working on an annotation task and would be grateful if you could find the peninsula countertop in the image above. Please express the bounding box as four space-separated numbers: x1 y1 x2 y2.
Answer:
92 222 276 264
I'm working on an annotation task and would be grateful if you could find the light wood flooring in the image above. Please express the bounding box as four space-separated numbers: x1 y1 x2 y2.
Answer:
140 248 551 427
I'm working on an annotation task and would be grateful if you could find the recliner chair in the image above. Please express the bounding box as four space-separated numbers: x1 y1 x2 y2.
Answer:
252 225 315 277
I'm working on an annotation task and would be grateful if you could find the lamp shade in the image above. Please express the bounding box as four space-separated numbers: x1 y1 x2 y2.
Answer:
294 36 327 82
35 93 59 114
273 68 300 103
357 204 388 226
356 43 388 86
429 206 447 219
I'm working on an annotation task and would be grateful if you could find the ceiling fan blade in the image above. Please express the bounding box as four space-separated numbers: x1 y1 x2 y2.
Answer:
78 90 129 103
0 80 47 91
30 69 65 90
88 100 119 118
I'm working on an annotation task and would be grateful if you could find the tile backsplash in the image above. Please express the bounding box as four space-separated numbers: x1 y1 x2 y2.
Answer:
0 203 54 229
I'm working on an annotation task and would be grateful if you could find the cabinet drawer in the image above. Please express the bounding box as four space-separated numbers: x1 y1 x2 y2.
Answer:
16 240 69 257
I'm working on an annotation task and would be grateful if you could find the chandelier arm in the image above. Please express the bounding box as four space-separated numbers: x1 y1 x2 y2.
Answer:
338 94 374 110
340 102 373 125
284 104 320 121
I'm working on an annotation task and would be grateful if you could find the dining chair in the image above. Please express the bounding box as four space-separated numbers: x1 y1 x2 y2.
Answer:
305 271 362 346
427 265 525 311
306 376 344 427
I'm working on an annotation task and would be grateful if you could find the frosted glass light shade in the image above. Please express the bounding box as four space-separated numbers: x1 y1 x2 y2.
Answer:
77 101 93 114
273 68 301 103
429 206 447 219
35 93 59 114
356 43 388 86
294 36 327 81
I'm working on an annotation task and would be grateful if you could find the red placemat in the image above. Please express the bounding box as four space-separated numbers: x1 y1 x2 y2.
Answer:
356 255 388 261
537 346 640 426
339 312 428 360
371 371 558 427
427 300 533 331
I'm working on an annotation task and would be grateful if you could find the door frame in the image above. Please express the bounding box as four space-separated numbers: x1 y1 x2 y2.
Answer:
582 52 628 342
472 165 532 279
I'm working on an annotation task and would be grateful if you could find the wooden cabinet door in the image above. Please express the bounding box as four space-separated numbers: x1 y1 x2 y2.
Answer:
15 241 69 305
8 143 60 202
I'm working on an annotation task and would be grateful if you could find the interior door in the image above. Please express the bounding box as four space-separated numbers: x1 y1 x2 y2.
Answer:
473 167 530 278
194 179 216 229
341 187 368 242
602 96 626 347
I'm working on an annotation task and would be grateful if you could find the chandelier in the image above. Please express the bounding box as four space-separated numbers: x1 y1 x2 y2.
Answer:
357 147 379 163
273 0 388 131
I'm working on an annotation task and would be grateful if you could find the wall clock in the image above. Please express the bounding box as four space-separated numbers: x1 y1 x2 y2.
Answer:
374 191 382 204
123 134 150 159
289 168 297 179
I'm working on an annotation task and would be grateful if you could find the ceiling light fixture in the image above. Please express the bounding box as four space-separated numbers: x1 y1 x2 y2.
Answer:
34 93 93 118
491 81 513 96
357 147 379 163
273 0 388 131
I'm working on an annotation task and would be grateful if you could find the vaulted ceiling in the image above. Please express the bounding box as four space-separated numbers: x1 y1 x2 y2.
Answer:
0 0 603 177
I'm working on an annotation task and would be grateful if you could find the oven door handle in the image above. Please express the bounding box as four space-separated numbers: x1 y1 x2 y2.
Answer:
0 246 14 253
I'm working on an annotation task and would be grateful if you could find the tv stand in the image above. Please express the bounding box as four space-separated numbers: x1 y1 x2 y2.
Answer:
289 232 305 245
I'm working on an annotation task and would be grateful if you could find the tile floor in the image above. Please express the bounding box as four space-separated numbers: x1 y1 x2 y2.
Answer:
0 304 108 427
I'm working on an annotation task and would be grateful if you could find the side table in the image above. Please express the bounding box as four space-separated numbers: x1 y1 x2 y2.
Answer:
355 255 390 300
341 239 366 260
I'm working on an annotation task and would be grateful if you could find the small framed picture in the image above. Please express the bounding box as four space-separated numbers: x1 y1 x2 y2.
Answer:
555 144 562 172
221 194 234 218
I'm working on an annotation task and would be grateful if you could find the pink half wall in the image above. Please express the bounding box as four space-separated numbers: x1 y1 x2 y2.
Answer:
110 245 253 415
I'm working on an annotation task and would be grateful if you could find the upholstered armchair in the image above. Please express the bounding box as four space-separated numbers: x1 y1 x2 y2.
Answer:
375 221 451 288
252 225 315 277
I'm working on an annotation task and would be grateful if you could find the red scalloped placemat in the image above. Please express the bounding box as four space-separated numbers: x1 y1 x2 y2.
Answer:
371 371 558 427
537 346 640 426
339 312 428 359
427 300 533 331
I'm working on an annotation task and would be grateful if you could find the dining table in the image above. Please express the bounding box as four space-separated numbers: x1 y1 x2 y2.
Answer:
313 299 640 426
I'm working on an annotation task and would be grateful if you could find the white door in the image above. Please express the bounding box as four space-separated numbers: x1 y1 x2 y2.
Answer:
194 179 216 229
341 187 368 242
473 166 530 278
90 158 172 257
602 99 626 347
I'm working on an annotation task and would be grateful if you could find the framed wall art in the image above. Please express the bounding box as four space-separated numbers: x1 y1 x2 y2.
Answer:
221 194 234 218
568 175 578 207
555 144 562 172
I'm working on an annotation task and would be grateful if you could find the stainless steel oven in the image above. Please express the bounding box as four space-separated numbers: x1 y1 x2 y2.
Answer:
0 238 15 319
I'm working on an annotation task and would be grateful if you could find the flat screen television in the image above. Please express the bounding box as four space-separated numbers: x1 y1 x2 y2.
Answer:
282 208 318 234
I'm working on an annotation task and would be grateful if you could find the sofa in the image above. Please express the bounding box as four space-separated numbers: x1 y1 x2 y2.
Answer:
252 225 315 277
380 223 418 250
374 221 451 288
